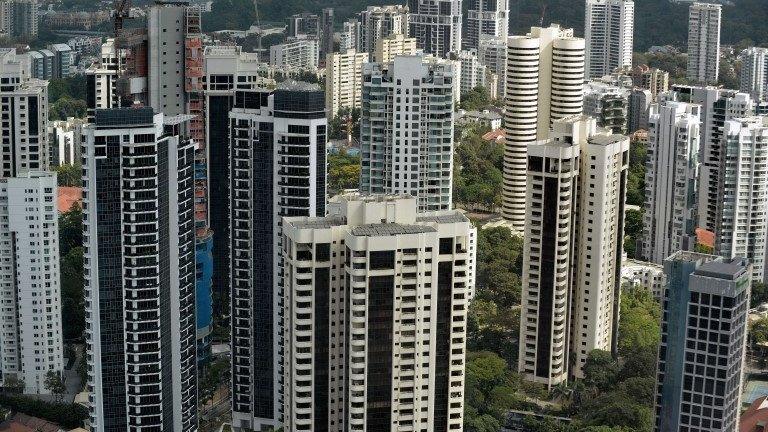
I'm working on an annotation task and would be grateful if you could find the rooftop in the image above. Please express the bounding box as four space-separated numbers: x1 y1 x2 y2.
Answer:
695 258 749 280
351 224 436 237
289 217 347 230
94 107 155 128
416 213 468 224
588 134 629 146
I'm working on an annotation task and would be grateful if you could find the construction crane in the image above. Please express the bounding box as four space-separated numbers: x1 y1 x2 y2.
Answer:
114 0 132 37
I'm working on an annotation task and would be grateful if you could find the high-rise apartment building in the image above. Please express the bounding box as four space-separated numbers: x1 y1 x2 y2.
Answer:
282 193 475 432
82 108 198 432
373 33 418 64
687 2 722 84
502 24 585 229
453 50 487 96
270 37 320 71
627 88 652 133
583 81 629 134
641 100 701 264
229 83 327 431
741 47 768 102
464 0 509 50
670 85 755 233
321 8 335 59
0 0 38 38
631 65 669 99
201 46 261 319
0 172 63 394
477 36 506 99
716 117 768 282
408 0 462 58
0 48 48 178
339 18 361 52
286 12 320 39
584 0 634 79
359 5 409 57
655 252 750 432
518 116 628 386
360 55 455 212
325 49 368 116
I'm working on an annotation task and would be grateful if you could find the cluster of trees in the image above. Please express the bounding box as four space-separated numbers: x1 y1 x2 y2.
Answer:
49 76 88 121
55 163 82 188
327 151 361 194
453 126 504 211
460 87 498 112
199 357 230 406
328 107 360 142
624 138 646 258
59 204 85 341
0 394 88 429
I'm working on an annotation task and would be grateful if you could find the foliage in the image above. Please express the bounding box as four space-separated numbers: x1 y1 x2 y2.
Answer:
623 209 642 259
626 139 646 207
2 376 24 394
0 394 88 429
460 87 494 111
203 0 257 31
327 151 360 194
752 282 768 308
48 76 87 104
55 164 82 187
329 107 360 141
59 204 83 258
199 357 230 405
617 286 661 357
50 98 87 121
44 371 66 401
60 205 84 340
453 126 504 210
464 351 522 430
583 350 620 392
750 317 768 346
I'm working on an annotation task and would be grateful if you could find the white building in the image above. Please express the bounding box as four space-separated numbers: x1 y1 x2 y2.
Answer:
502 24 585 229
464 0 509 50
519 116 628 386
453 49 487 96
716 117 768 283
85 39 123 119
0 49 49 178
740 47 768 102
359 5 409 56
82 108 198 431
373 33 418 64
282 193 475 432
270 37 319 71
339 18 360 52
687 2 721 84
325 49 368 116
49 117 85 167
621 258 666 300
584 0 634 79
360 55 455 212
228 84 327 432
583 80 629 134
642 100 701 264
0 172 63 394
408 0 462 58
478 36 506 99
627 88 652 133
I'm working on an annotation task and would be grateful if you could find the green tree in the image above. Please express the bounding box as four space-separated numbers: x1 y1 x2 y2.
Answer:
752 282 768 308
583 350 620 391
55 163 82 187
44 371 66 402
3 375 25 394
198 357 231 405
59 204 83 257
623 209 643 258
50 97 87 121
750 316 768 346
61 247 85 340
617 286 661 356
203 0 256 31
460 86 493 111
327 151 360 194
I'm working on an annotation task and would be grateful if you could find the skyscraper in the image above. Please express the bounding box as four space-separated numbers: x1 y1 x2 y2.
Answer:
360 55 455 212
453 50 487 96
325 49 368 116
0 172 63 394
655 252 750 432
716 117 768 282
0 0 38 38
477 36 506 99
408 0 462 58
83 108 198 432
687 2 722 84
627 88 652 133
282 193 476 432
584 0 634 79
339 18 361 52
373 33 418 64
740 47 768 103
519 116 628 386
583 81 629 134
321 8 335 58
502 24 585 229
464 0 509 50
229 83 326 431
641 99 701 264
359 5 409 57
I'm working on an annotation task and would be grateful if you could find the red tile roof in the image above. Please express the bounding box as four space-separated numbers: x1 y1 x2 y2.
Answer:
482 129 504 142
0 413 62 432
741 396 768 432
695 227 715 249
58 187 82 213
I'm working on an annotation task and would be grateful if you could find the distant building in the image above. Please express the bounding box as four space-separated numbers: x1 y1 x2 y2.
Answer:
687 2 721 84
477 36 506 99
464 0 509 50
320 8 334 58
622 258 666 300
740 47 768 102
632 64 669 98
627 88 652 132
457 109 502 129
270 37 319 71
325 49 368 116
286 12 319 39
583 81 629 134
359 5 409 56
0 0 39 38
453 50 487 96
409 0 462 58
339 18 360 52
585 0 634 79
655 252 750 432
373 33 417 64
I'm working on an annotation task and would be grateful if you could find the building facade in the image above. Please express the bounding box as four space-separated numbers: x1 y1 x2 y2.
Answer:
502 24 585 229
741 47 768 103
359 5 409 57
687 2 721 84
325 49 368 116
82 108 198 432
519 116 628 386
408 0 462 58
655 252 750 432
229 84 327 431
360 55 455 212
270 37 320 71
642 100 701 264
373 34 418 64
282 193 475 432
453 50 487 96
584 0 634 79
583 81 629 134
716 117 768 282
0 172 63 394
631 65 669 99
477 36 506 99
464 0 509 50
